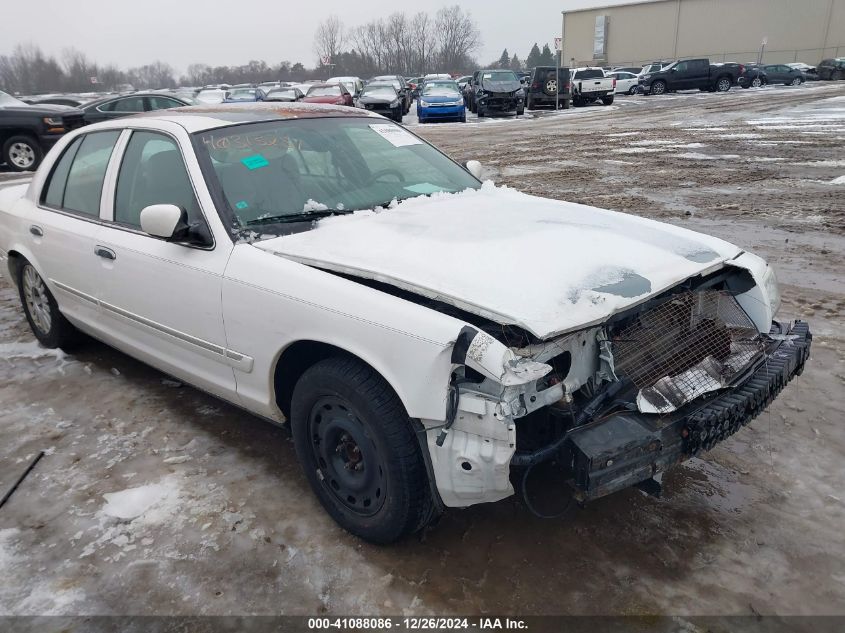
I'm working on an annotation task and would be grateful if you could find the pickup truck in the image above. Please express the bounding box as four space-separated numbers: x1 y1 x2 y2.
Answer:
0 91 85 172
569 68 616 106
639 59 744 95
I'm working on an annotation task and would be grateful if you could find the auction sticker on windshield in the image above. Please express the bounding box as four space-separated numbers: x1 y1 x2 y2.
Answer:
369 124 422 147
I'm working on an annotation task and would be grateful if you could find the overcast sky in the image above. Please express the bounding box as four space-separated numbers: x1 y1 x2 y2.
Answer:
3 0 632 73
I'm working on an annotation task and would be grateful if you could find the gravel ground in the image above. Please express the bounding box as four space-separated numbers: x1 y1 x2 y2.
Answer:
1 82 844 618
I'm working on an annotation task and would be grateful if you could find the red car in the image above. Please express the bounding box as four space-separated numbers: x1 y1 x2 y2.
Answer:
301 83 354 106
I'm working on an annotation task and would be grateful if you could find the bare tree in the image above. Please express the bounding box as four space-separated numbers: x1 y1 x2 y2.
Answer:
411 12 435 73
314 15 346 66
434 6 481 72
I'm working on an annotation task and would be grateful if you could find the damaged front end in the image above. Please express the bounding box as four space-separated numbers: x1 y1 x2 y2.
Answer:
431 268 811 511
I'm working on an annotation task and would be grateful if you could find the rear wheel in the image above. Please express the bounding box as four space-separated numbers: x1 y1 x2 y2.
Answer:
477 105 485 117
628 85 638 95
526 96 534 110
601 95 615 105
715 77 732 92
17 260 79 349
2 135 43 172
290 356 435 543
790 77 803 86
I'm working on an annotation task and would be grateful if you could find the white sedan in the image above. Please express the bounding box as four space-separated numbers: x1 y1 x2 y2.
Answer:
0 103 810 542
607 71 641 95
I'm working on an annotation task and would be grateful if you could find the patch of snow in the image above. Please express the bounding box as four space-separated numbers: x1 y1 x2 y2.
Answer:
611 147 666 154
677 152 740 160
831 176 845 185
101 483 174 520
303 199 329 212
606 131 639 137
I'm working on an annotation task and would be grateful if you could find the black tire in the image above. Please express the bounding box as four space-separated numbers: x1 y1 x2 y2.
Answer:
628 85 638 95
459 113 466 123
562 99 571 110
16 259 79 349
601 95 615 105
650 80 667 95
477 105 485 117
2 135 43 172
715 76 732 92
290 356 434 543
516 106 524 116
790 77 803 86
526 96 534 110
832 71 843 81
741 82 751 89
394 110 403 123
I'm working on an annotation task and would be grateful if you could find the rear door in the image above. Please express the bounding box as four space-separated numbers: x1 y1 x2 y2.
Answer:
28 130 121 328
93 126 238 399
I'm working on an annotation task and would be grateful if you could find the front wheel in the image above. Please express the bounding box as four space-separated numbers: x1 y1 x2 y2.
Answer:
751 77 762 88
790 77 803 86
650 80 667 95
628 85 638 95
2 135 43 172
17 260 79 349
291 357 435 543
516 106 524 116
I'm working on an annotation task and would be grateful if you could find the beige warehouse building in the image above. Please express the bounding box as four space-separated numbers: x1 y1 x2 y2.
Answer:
561 0 845 67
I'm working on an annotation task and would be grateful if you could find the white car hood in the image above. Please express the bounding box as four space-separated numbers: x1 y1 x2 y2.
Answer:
254 184 742 339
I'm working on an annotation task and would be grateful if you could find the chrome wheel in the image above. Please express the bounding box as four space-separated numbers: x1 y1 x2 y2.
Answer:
9 142 36 170
22 265 52 335
716 78 731 92
545 79 557 95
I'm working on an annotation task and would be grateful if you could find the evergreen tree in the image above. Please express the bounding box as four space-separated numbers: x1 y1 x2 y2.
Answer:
498 49 510 69
526 43 541 69
539 44 555 66
510 54 522 71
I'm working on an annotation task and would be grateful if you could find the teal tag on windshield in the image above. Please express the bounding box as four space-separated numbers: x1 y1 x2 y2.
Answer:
241 154 269 170
235 201 249 210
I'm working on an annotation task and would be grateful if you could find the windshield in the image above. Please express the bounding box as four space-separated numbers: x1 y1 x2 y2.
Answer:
267 89 297 100
481 71 517 82
197 90 226 103
422 82 460 97
228 89 256 99
361 85 397 98
307 85 341 97
0 91 27 107
194 118 480 239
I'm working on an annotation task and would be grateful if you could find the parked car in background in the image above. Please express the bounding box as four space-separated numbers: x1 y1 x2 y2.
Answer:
817 58 845 80
224 88 266 103
762 64 806 86
264 87 305 102
78 93 192 125
465 69 525 117
607 70 640 94
0 90 85 171
24 95 90 107
408 77 424 100
416 80 466 123
570 67 616 105
788 63 819 80
640 59 743 94
639 61 673 75
424 73 451 81
525 66 571 109
356 83 403 122
195 88 228 104
455 75 472 91
738 64 768 89
612 66 643 75
328 76 363 97
0 103 809 544
369 76 411 114
302 83 354 106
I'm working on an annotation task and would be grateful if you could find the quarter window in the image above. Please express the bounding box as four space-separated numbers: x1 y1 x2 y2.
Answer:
114 131 201 228
45 131 120 216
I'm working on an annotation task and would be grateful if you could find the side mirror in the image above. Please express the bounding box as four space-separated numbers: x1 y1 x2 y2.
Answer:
140 204 187 239
465 160 483 180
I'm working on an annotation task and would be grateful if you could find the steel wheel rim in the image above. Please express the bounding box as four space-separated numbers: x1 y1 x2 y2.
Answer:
308 395 386 516
22 266 51 334
9 142 36 169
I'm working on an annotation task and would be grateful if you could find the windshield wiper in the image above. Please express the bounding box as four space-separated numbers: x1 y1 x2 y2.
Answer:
246 209 353 225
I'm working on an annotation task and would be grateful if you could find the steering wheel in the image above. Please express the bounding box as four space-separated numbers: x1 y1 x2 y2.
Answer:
365 168 405 185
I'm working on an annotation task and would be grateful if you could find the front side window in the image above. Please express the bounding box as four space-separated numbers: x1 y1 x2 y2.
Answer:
53 131 121 216
114 131 201 228
194 118 479 239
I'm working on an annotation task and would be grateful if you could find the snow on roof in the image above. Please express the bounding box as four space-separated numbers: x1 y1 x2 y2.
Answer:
133 102 381 133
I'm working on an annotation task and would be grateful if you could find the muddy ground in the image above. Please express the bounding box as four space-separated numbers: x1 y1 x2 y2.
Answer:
1 83 844 618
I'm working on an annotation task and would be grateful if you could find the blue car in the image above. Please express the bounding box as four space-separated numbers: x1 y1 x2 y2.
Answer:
416 80 466 123
224 88 265 103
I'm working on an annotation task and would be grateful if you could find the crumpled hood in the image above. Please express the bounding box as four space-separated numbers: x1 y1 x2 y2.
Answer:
480 79 521 93
254 184 742 339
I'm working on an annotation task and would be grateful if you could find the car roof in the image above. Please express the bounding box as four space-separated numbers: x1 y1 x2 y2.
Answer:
129 102 380 133
83 92 186 108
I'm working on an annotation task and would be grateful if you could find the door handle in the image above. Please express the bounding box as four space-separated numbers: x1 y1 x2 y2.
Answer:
29 225 43 237
94 246 116 261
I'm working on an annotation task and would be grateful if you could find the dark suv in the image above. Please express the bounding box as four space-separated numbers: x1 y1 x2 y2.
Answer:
525 66 571 110
818 58 845 80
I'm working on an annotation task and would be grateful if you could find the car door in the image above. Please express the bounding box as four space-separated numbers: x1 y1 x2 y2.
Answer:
763 65 782 82
27 130 121 328
93 127 238 399
685 60 710 89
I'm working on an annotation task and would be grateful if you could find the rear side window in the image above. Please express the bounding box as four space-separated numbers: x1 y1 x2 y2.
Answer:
43 137 82 208
44 131 120 216
114 131 201 228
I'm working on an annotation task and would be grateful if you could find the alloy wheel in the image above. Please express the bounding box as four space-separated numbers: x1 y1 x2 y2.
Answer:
22 265 52 335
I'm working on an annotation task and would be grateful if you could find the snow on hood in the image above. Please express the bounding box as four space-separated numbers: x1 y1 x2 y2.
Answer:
254 183 742 339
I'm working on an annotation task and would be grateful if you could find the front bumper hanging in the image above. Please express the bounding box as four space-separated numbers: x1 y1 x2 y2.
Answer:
566 320 811 501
